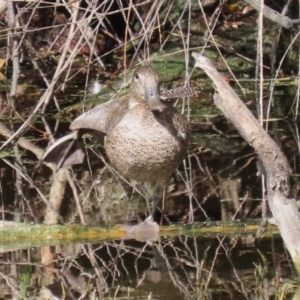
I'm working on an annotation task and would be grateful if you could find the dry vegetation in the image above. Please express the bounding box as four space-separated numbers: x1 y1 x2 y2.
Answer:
0 0 300 298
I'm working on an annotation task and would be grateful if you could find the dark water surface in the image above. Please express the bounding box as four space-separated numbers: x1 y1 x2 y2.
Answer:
0 232 297 299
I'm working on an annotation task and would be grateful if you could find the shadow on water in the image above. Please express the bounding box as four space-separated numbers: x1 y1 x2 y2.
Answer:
0 232 297 299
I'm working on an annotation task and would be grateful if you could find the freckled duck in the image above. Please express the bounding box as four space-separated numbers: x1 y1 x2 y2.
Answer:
42 65 188 221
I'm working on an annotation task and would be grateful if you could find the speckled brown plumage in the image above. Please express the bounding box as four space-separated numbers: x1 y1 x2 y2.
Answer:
42 65 188 221
105 101 187 183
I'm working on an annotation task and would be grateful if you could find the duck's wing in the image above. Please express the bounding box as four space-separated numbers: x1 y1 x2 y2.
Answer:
42 131 84 170
42 96 130 170
70 96 129 134
160 86 198 100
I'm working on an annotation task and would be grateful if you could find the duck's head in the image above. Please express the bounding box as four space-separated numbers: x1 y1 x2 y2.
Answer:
131 65 166 112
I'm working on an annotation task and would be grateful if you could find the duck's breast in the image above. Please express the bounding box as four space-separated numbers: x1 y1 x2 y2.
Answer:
105 103 188 182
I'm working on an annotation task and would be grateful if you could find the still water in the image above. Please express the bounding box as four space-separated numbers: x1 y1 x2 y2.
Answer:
0 231 297 299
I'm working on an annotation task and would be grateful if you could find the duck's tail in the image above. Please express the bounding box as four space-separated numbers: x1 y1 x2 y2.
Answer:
42 131 84 170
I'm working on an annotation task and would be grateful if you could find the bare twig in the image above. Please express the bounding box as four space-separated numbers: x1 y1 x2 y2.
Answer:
67 170 86 225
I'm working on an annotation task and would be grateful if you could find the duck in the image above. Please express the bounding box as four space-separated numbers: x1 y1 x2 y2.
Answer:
42 65 189 221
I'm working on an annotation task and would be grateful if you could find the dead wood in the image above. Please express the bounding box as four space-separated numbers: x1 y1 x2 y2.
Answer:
244 0 293 29
192 53 300 272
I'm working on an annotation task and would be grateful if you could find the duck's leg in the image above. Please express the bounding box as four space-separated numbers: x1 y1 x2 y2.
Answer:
145 184 165 222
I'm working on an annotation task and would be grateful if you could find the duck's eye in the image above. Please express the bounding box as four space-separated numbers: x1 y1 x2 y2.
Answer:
134 73 139 80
